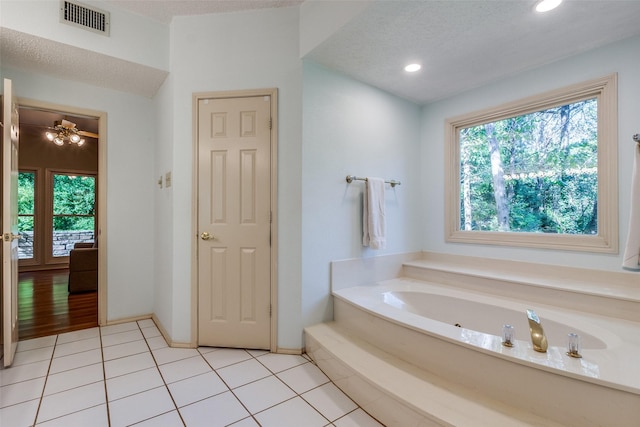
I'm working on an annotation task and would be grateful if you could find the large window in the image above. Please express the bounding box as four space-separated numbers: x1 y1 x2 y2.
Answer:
51 173 96 258
445 74 617 252
18 170 36 260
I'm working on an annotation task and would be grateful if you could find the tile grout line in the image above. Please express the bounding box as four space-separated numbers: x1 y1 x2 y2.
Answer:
33 330 106 425
223 349 271 426
259 355 365 426
209 348 347 425
197 347 259 425
295 355 367 425
31 334 58 426
198 347 287 424
99 325 112 427
138 320 187 427
98 323 180 424
332 407 374 426
237 350 332 426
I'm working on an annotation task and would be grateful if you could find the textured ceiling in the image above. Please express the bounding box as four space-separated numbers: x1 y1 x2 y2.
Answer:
104 0 304 23
104 0 640 104
0 28 168 99
306 1 640 104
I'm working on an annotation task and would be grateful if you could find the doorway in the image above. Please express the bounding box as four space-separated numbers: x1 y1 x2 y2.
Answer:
194 89 278 351
18 269 98 339
16 101 107 339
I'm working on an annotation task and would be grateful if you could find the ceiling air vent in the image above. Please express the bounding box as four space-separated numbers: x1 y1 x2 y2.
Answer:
60 0 110 36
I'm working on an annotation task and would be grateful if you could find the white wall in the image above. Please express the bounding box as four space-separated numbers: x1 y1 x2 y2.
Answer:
152 73 175 337
301 61 423 329
161 7 304 347
2 66 157 320
421 35 640 271
1 0 169 71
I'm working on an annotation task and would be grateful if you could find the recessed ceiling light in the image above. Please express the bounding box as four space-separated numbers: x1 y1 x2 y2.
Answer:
535 0 562 13
404 63 421 72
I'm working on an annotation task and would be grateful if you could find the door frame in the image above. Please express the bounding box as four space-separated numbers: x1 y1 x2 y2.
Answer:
18 98 108 326
191 88 278 352
2 78 19 366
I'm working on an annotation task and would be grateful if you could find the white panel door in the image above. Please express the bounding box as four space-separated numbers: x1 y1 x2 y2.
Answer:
198 95 271 349
2 78 20 367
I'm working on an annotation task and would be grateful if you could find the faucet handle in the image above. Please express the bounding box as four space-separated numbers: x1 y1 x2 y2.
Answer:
526 309 540 324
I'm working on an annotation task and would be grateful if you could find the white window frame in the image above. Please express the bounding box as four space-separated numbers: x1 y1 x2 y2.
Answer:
444 74 618 253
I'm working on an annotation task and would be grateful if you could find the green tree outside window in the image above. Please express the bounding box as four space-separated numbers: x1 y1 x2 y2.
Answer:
459 98 597 235
53 174 96 232
18 171 35 259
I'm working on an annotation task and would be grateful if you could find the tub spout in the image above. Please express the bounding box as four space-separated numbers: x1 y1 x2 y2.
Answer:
526 309 548 353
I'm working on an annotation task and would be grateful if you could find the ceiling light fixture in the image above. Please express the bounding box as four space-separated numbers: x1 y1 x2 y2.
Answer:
535 0 562 13
45 119 95 147
404 63 422 72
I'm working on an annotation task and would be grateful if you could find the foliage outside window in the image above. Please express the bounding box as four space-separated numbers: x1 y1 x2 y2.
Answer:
52 173 96 257
460 98 597 234
18 171 35 259
445 74 617 252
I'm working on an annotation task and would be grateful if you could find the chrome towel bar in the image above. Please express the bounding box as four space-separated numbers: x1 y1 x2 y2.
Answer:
346 175 401 188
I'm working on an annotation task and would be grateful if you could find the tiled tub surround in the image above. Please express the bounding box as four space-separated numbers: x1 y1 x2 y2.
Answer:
305 252 640 427
0 320 383 427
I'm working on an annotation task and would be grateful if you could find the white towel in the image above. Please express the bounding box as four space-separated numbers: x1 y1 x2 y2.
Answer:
622 143 640 270
363 177 386 249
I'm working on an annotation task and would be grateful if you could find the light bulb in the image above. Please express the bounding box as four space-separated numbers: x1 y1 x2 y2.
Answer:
54 137 64 146
77 139 85 147
535 0 562 13
404 63 421 72
70 133 81 143
46 131 55 141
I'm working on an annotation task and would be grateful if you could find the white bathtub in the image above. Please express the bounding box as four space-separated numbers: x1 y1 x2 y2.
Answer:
382 290 606 350
331 278 640 426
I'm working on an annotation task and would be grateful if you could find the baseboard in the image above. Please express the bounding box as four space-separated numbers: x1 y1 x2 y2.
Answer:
275 347 303 355
103 314 152 326
105 314 299 352
103 313 194 348
151 313 195 349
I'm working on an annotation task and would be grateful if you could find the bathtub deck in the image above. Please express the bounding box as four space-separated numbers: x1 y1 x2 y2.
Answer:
305 322 564 427
402 254 640 322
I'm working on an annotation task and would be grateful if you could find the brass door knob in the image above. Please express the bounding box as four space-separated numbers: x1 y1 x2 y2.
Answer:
3 232 20 242
200 232 214 241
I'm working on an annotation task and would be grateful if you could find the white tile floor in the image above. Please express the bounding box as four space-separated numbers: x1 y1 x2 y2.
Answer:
0 320 384 427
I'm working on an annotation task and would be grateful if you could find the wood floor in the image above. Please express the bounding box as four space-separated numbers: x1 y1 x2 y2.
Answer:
18 269 98 341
